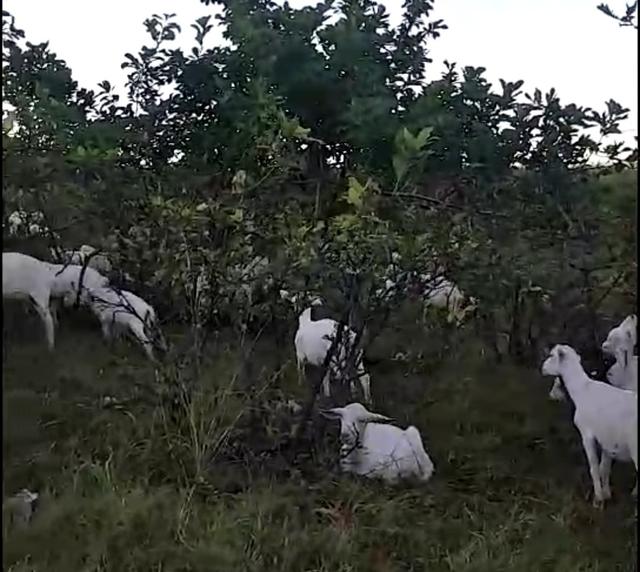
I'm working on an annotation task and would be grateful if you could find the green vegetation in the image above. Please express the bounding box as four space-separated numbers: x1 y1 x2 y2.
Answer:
2 0 637 569
4 321 637 571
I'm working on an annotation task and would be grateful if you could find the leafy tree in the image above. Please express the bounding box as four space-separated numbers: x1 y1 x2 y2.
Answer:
2 0 637 373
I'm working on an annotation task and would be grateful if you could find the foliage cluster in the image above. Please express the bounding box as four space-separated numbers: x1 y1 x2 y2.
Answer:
2 2 637 568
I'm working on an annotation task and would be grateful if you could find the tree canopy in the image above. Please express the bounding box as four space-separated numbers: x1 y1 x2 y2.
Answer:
2 0 637 363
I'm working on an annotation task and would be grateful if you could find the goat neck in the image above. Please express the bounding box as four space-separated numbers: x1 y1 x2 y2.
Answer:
558 357 591 401
298 307 313 325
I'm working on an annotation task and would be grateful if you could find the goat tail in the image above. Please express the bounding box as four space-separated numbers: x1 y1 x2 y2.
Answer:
405 426 435 481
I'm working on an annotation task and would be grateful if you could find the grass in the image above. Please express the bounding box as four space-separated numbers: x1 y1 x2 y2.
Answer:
2 305 637 571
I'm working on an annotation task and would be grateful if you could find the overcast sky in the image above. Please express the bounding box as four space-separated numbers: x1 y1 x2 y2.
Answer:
4 0 638 147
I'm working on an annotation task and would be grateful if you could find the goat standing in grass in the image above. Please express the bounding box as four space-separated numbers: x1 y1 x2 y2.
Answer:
294 300 372 404
46 263 110 325
83 287 168 362
542 344 637 508
58 244 113 275
416 273 477 325
2 252 57 350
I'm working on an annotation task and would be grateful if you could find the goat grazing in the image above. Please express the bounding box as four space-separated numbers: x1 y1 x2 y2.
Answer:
2 252 57 350
294 301 371 404
320 403 434 484
85 287 168 362
46 263 110 324
416 273 476 324
541 344 637 507
58 244 113 275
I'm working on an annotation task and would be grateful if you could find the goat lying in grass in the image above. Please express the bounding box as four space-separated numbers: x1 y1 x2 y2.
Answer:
320 403 434 484
294 300 372 404
542 344 637 508
2 252 57 350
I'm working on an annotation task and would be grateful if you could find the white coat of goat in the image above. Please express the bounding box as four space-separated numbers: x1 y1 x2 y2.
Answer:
418 273 476 324
85 287 167 361
602 315 637 392
2 252 57 350
602 314 637 357
294 301 371 404
59 244 113 275
320 403 434 484
46 263 110 324
607 356 638 393
541 344 637 507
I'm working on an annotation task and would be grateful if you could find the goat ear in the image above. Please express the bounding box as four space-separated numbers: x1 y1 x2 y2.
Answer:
363 412 393 423
319 407 343 419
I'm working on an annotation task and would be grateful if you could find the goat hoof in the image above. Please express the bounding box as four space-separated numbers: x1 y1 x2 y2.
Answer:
592 497 605 510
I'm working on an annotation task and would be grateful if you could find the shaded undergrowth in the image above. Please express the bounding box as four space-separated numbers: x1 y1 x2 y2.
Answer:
2 309 637 571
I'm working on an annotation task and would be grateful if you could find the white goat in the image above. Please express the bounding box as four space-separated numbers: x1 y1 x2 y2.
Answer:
419 273 476 324
58 244 113 275
46 263 110 324
320 403 435 484
294 301 371 404
602 315 637 357
549 370 607 402
541 344 637 507
84 287 167 362
607 357 638 393
2 252 57 350
602 315 637 392
3 489 39 530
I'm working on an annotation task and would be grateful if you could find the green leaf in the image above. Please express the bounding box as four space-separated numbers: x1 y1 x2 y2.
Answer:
346 177 366 208
230 208 244 222
392 154 408 181
415 126 434 149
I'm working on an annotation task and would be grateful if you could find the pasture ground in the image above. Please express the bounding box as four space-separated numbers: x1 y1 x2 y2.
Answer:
2 305 637 571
